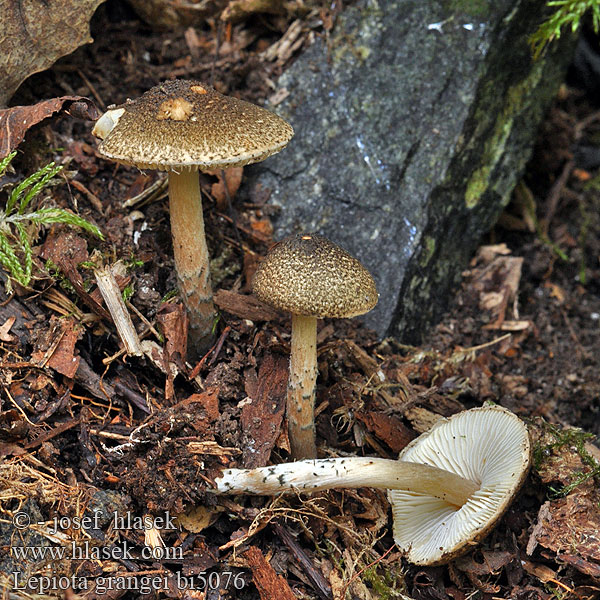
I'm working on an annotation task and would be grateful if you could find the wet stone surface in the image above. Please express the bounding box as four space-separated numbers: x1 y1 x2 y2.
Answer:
246 0 574 340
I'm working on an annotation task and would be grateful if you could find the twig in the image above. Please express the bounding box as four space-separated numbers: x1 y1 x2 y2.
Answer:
77 69 106 111
274 522 333 600
540 159 574 237
94 266 143 356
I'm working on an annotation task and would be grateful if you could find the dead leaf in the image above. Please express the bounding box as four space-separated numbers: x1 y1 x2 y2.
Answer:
0 1 105 106
455 550 514 576
31 316 81 378
0 316 16 342
221 0 287 22
0 96 99 158
211 166 243 211
521 559 559 583
127 0 227 29
176 505 222 533
157 302 188 363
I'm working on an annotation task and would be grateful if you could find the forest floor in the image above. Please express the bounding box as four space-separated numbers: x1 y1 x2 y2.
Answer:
1 2 600 599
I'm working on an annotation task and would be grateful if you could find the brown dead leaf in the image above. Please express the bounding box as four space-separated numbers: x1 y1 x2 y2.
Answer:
0 96 99 158
466 246 524 329
249 216 274 238
31 316 81 378
521 559 560 583
211 166 243 211
0 1 105 107
0 316 16 342
157 302 188 363
127 0 227 29
175 504 222 533
221 0 287 22
455 550 514 576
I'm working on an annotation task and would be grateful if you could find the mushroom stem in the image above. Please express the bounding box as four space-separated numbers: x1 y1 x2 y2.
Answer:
215 457 479 508
168 169 216 352
288 314 318 459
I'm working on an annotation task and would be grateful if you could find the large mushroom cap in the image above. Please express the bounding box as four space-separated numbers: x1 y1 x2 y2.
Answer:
389 405 531 565
252 233 378 318
92 79 294 171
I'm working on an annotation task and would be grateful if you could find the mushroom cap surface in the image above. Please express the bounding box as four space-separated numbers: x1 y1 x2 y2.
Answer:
252 233 378 318
389 405 531 565
92 79 294 171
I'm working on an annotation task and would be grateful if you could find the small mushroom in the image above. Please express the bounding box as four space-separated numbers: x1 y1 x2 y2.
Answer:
93 80 293 353
252 233 378 459
214 405 531 565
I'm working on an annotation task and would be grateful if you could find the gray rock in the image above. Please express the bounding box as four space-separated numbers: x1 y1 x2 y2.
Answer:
247 0 573 340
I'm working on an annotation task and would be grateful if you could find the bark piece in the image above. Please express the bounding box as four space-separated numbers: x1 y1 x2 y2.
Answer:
245 545 297 600
241 353 288 467
214 289 280 321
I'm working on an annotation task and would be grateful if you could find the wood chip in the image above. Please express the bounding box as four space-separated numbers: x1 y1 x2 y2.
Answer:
245 546 297 600
241 353 288 467
214 289 280 321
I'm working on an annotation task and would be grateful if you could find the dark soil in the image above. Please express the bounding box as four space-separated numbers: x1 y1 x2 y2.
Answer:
1 2 599 599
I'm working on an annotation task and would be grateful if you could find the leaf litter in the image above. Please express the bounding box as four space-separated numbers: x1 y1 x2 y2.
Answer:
0 4 599 600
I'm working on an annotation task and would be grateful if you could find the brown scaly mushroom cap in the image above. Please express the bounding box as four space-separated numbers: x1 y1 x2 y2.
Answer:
92 79 294 170
253 234 378 318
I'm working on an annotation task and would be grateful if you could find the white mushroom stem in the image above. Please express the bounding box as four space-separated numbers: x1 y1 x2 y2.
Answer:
288 314 318 459
168 169 216 351
214 457 480 508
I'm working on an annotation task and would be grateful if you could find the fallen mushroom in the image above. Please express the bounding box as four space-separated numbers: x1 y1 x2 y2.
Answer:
92 80 293 353
214 405 531 565
252 233 378 459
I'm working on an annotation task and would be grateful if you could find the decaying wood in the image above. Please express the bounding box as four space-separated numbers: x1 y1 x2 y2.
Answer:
241 352 288 467
245 545 298 600
214 289 280 321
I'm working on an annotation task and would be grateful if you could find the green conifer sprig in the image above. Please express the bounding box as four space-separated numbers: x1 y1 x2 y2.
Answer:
530 0 600 60
0 151 104 288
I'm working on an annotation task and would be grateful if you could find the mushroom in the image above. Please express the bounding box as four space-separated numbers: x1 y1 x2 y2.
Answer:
92 80 294 352
214 405 531 565
252 233 378 459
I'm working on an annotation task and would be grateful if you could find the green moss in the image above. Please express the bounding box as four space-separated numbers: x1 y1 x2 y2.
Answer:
419 236 437 267
362 566 406 599
464 60 545 208
443 0 490 18
533 421 599 497
209 245 240 287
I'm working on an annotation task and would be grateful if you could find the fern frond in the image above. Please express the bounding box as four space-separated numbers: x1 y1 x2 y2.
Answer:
0 156 104 289
15 222 33 283
0 151 17 177
11 208 104 240
7 161 62 215
530 0 600 60
0 232 28 285
19 163 63 214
